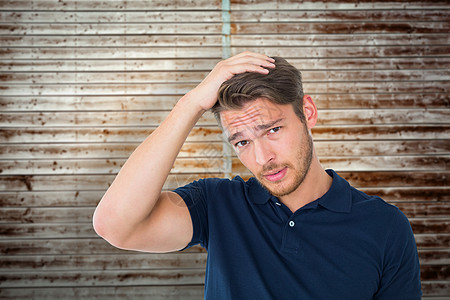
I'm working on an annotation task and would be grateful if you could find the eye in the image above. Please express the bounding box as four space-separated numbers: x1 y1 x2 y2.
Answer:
268 126 281 134
235 140 249 148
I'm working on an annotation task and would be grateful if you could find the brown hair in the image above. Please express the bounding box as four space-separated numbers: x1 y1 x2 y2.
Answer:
211 56 305 124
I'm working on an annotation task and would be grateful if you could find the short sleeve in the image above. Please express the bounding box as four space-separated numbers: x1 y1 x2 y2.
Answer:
375 208 422 299
173 179 212 249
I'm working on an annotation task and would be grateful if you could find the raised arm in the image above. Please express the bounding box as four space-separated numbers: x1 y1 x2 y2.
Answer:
93 52 275 253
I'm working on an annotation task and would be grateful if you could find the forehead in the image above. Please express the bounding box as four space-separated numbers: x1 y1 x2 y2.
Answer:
220 98 287 134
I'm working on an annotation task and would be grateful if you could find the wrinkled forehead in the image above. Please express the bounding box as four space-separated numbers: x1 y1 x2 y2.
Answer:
219 99 285 136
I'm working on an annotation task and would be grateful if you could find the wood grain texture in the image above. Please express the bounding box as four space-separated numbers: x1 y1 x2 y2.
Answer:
0 0 449 297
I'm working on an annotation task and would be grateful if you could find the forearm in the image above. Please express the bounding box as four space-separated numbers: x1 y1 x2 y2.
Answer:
93 93 204 243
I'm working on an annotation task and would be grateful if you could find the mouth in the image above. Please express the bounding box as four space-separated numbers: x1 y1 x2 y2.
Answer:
262 167 287 182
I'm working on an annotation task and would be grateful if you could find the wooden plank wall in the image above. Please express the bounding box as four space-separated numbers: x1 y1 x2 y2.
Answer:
0 0 449 298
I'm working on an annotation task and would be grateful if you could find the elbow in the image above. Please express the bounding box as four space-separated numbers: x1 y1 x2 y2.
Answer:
92 205 127 249
92 207 109 241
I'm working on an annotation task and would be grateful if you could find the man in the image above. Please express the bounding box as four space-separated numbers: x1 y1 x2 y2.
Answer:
93 52 422 299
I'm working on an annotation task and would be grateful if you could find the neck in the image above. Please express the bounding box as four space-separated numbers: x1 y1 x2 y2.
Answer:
280 153 332 213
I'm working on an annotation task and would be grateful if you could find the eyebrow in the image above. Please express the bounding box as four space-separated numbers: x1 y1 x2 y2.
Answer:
227 118 284 144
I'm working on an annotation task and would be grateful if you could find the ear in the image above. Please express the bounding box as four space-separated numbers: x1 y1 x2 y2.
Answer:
303 95 318 129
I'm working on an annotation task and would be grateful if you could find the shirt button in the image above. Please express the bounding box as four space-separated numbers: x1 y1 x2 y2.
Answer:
289 221 295 227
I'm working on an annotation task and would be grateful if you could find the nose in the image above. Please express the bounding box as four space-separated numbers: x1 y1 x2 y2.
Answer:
254 140 275 166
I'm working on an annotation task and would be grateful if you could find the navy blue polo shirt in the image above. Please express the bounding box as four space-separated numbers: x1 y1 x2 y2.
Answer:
174 170 422 299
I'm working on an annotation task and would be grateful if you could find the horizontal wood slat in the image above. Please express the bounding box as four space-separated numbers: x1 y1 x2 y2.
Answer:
1 70 448 83
0 11 222 23
1 187 448 207
0 239 206 255
2 140 448 160
1 46 448 60
1 58 448 72
0 286 205 300
1 82 448 95
0 269 206 287
2 93 447 111
0 0 222 11
0 253 207 270
2 34 450 47
1 155 448 175
1 109 447 127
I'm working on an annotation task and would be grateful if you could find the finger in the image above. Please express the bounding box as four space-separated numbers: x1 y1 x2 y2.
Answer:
232 51 275 62
225 56 276 70
226 52 275 66
227 62 273 76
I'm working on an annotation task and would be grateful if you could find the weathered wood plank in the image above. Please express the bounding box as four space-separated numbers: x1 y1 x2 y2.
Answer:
0 191 105 207
410 219 450 234
0 157 226 175
421 265 450 281
1 70 448 84
0 81 448 96
229 0 450 10
0 238 205 255
1 187 447 207
1 109 446 127
232 46 450 59
421 282 450 298
3 171 444 194
2 10 448 23
311 125 450 140
0 47 222 60
0 23 222 35
393 203 450 218
1 155 448 175
409 234 450 249
0 35 222 47
0 11 221 23
362 187 449 202
0 173 219 191
1 57 448 72
2 140 447 160
2 34 448 47
0 71 210 84
2 125 447 144
0 207 95 224
1 93 447 111
419 249 450 265
232 155 449 173
0 285 205 300
230 10 450 22
0 253 207 271
324 171 450 188
0 269 205 288
232 33 450 47
0 0 221 11
231 22 450 35
0 142 223 160
0 223 97 239
0 111 217 127
1 46 447 60
0 127 223 143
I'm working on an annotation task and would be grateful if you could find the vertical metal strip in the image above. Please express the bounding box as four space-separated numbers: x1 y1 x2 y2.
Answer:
222 0 231 59
221 0 232 178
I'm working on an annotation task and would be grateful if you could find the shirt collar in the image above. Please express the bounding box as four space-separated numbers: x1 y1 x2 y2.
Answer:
247 169 352 213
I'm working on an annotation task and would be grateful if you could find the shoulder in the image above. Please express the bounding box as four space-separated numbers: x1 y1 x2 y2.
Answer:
349 187 414 240
173 176 254 198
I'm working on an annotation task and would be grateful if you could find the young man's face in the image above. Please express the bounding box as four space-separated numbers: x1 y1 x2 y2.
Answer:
220 97 314 198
